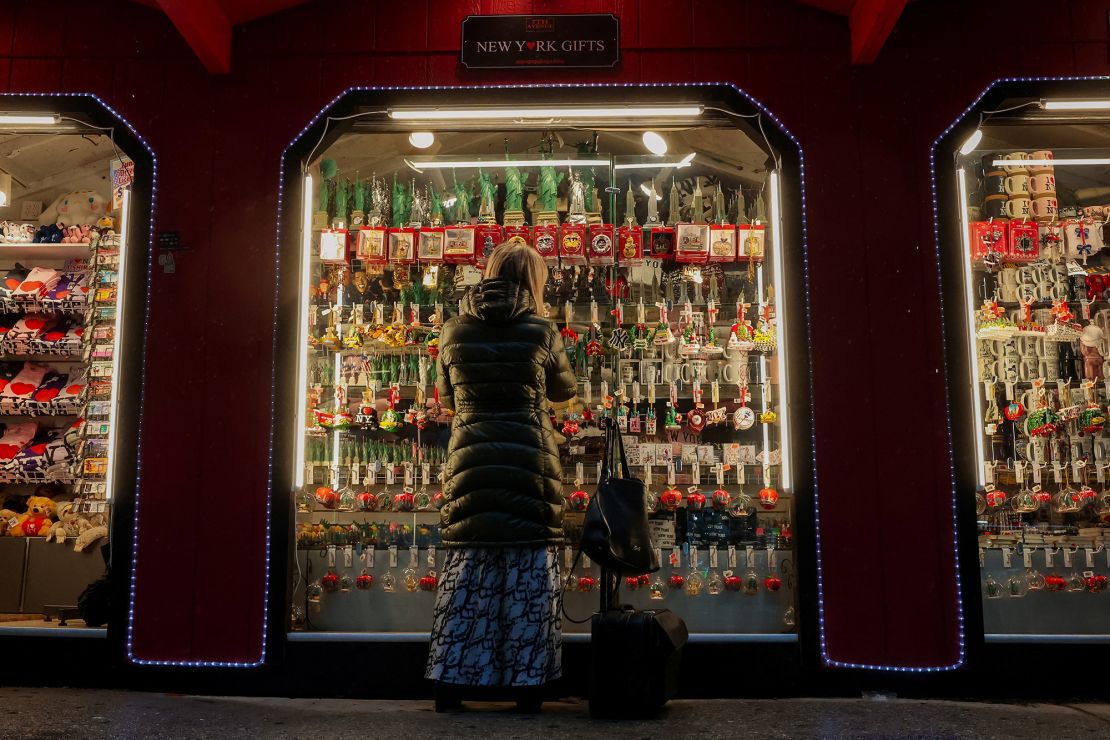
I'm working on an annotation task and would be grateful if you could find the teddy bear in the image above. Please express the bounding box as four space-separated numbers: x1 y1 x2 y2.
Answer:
74 513 107 552
0 494 57 536
46 501 108 551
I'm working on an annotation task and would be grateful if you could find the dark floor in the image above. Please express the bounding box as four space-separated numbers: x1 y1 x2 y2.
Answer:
2 689 1109 739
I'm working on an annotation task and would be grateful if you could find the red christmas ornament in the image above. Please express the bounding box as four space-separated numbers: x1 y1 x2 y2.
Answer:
1034 489 1053 504
758 487 779 509
711 488 731 509
763 575 783 592
577 575 596 592
393 491 415 512
321 571 340 593
1085 574 1108 593
315 486 339 510
1003 402 1025 421
418 573 438 591
432 491 447 509
723 575 743 592
638 574 650 587
686 490 706 510
659 488 683 512
355 491 376 512
668 574 686 589
625 576 640 590
562 419 580 436
1045 574 1068 592
355 572 373 590
985 489 1007 508
567 489 590 511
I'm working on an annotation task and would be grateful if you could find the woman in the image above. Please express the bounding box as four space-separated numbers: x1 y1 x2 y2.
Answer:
426 241 577 712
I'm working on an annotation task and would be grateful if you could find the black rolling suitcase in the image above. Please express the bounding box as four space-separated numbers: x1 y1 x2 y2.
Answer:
588 571 688 718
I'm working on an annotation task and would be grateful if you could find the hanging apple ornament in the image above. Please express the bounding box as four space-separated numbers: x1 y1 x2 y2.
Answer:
984 487 1007 509
577 574 597 592
356 491 376 512
625 576 641 590
686 489 706 510
432 490 447 509
393 489 415 512
711 488 731 510
668 574 686 590
723 574 743 592
763 574 783 592
1002 402 1025 421
568 488 590 512
1080 405 1107 434
315 486 339 510
355 570 374 590
758 487 779 509
321 571 340 593
659 487 683 512
418 571 438 592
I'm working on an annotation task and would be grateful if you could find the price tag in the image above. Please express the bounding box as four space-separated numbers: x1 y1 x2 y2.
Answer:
1052 462 1063 484
434 303 443 325
728 545 737 568
373 302 385 325
1022 548 1032 568
692 462 700 485
389 545 398 568
667 464 676 486
600 380 609 402
647 380 656 404
351 462 360 483
591 301 599 324
575 462 585 485
422 464 431 486
637 300 646 324
327 546 336 568
1032 464 1042 484
584 380 593 406
385 467 395 485
738 465 746 484
654 547 663 567
711 381 720 404
984 461 995 485
393 302 403 324
632 381 642 405
583 553 592 569
670 547 682 568
407 546 418 569
565 547 574 570
404 464 414 486
1082 299 1092 319
644 465 653 485
1085 548 1095 568
709 546 718 568
428 546 437 568
768 546 777 571
1063 548 1073 568
690 547 699 569
1001 547 1012 568
716 465 725 486
1014 461 1025 484
1045 548 1055 568
343 546 353 568
366 466 376 486
745 545 755 569
367 546 375 568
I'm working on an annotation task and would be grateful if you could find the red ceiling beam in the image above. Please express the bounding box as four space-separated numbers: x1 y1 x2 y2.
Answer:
849 0 908 64
155 0 232 75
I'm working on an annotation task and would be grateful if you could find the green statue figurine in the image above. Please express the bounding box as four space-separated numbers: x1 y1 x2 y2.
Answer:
429 183 443 227
350 177 366 227
452 171 471 225
477 169 496 224
332 178 349 228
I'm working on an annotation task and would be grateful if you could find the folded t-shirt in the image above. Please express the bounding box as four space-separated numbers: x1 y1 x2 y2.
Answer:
0 420 36 459
2 362 49 399
13 267 60 298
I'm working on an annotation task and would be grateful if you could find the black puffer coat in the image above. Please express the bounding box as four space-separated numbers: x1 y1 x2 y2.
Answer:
436 277 577 547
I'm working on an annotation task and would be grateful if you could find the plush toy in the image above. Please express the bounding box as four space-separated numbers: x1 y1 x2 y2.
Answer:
46 501 82 543
0 495 57 536
74 514 108 552
39 190 110 227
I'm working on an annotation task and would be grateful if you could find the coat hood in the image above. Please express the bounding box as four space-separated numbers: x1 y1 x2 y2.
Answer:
460 278 535 325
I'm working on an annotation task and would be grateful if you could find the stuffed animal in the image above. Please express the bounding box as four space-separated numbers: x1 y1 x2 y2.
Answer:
74 516 107 552
39 190 110 227
46 501 107 550
0 495 57 536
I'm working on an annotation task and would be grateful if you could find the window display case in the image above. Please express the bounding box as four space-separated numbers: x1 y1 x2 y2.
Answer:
937 80 1110 647
0 97 150 635
273 86 813 648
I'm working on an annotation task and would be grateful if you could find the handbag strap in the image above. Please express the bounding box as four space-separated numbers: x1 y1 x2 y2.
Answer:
600 418 631 481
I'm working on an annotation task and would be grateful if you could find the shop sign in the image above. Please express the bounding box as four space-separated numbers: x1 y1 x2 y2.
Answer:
460 14 619 69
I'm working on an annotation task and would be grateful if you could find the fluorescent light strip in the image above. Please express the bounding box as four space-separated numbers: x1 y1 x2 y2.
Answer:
992 158 1110 166
614 153 697 170
0 114 58 125
957 168 987 487
1042 99 1110 110
293 175 313 490
389 105 703 121
769 171 792 493
958 129 982 156
405 157 607 170
103 188 130 502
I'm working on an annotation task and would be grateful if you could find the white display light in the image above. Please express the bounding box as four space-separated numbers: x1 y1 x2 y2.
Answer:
405 157 607 171
957 167 987 488
993 157 1110 166
642 131 668 155
769 171 791 493
104 188 130 502
1042 99 1110 110
0 114 58 125
957 129 982 156
293 175 313 490
408 131 434 149
389 105 703 121
640 183 662 199
614 153 696 171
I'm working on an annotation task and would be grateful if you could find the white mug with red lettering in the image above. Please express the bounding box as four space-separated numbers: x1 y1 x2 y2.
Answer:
1028 173 1056 196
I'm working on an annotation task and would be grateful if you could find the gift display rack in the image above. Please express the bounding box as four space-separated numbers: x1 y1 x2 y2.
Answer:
290 143 796 636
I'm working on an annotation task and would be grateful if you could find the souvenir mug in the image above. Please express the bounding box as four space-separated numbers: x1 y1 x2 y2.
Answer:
1026 150 1054 174
998 267 1020 302
1019 356 1051 382
992 354 1020 384
1005 197 1033 219
1028 173 1056 196
982 195 1008 219
1004 174 1029 196
1031 196 1058 222
1000 151 1029 172
1017 335 1042 358
982 154 1006 177
983 175 1007 197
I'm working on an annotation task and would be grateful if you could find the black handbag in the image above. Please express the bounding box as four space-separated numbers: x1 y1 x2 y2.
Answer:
580 419 660 575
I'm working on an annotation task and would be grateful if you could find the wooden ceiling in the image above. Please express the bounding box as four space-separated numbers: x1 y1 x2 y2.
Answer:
136 0 908 74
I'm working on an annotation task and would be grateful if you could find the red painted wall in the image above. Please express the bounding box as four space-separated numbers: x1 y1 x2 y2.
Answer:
3 0 1107 668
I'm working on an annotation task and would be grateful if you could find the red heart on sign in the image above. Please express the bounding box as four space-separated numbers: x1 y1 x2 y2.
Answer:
526 41 536 50
9 382 35 395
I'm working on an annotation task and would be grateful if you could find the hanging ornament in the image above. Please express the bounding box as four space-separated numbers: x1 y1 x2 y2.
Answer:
315 486 339 510
711 487 731 509
684 570 704 596
649 578 665 600
664 404 682 431
685 404 707 434
984 488 1007 509
321 571 340 593
1080 405 1107 434
659 487 683 512
763 574 783 592
419 570 439 592
1002 402 1025 421
577 574 597 592
686 489 706 510
668 574 686 590
356 570 374 590
567 487 590 512
758 487 779 509
724 573 743 591
1025 407 1058 437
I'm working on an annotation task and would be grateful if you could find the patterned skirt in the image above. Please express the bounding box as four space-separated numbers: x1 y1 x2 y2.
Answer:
426 546 562 687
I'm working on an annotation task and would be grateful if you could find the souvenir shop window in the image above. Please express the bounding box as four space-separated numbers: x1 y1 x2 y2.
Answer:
0 110 137 628
280 88 811 639
947 87 1110 638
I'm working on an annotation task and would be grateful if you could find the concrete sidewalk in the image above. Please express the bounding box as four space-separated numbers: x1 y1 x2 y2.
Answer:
3 688 1109 739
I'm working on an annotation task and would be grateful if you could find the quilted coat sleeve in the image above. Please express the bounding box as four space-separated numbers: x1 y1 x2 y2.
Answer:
544 324 578 403
436 320 455 411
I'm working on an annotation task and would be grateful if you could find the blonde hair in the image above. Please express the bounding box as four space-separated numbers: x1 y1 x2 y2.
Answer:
484 241 547 313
